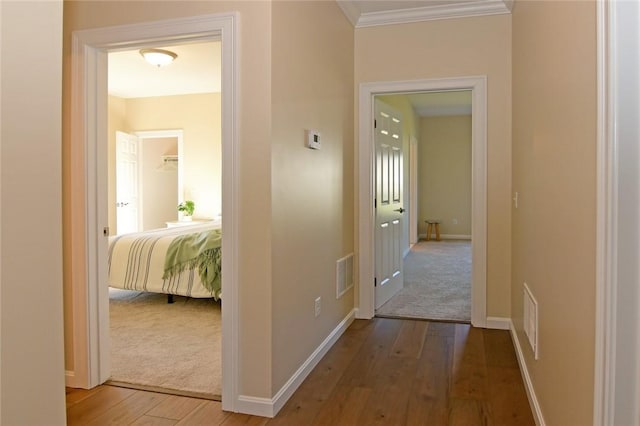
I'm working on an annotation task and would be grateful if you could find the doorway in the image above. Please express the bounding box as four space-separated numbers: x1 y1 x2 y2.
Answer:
106 44 222 398
69 13 240 412
374 91 473 323
357 76 488 327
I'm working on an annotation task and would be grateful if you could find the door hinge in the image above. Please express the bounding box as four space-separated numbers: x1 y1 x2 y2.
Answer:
103 227 110 237
374 119 377 129
374 277 377 287
374 198 377 209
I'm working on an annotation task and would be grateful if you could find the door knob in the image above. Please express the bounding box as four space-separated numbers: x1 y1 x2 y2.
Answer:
394 207 405 213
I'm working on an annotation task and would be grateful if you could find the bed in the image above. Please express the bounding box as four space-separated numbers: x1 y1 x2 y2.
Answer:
108 221 222 299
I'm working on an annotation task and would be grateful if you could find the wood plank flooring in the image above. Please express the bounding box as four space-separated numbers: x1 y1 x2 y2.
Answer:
66 318 534 425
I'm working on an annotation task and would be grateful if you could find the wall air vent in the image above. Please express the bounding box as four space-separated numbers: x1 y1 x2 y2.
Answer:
336 253 354 299
523 282 539 360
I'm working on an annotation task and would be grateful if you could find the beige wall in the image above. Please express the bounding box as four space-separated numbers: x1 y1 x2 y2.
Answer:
418 115 472 237
64 0 274 398
271 1 354 394
1 1 67 423
377 95 420 254
124 93 222 221
140 137 179 230
511 1 597 424
355 14 512 317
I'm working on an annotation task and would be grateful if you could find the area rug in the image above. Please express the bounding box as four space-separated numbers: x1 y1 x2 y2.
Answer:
108 288 221 399
376 240 471 322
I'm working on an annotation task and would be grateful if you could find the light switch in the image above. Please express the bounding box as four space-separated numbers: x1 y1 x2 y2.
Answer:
307 130 321 150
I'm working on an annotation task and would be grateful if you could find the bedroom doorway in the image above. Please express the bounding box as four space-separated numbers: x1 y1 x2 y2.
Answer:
374 91 473 324
106 42 223 399
69 13 240 412
357 76 487 327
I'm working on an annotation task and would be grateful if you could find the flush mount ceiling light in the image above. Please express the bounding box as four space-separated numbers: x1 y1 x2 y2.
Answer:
139 48 177 67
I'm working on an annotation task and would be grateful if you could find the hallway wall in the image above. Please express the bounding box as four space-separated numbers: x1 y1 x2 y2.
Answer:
355 14 512 317
511 1 597 424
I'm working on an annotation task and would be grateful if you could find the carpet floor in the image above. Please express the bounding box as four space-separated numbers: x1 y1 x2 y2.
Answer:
376 240 471 322
109 288 221 399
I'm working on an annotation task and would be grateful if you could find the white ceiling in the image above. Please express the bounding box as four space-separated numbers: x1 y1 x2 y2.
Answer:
107 2 511 99
406 90 472 117
108 41 221 99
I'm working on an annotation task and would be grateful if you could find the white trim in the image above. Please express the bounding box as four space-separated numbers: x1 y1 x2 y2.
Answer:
595 1 640 424
409 136 418 245
235 395 274 418
594 1 614 421
65 371 82 389
485 316 510 330
69 12 240 412
357 76 487 328
510 320 546 426
236 309 356 418
355 0 512 28
417 233 472 240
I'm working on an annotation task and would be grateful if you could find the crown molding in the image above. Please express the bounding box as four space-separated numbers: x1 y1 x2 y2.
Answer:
336 0 360 27
340 0 513 29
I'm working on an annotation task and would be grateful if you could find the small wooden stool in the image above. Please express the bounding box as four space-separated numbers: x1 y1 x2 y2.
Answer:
425 220 441 241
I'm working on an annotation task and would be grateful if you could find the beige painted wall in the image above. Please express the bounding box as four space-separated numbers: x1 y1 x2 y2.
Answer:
271 1 354 394
125 93 222 221
140 137 179 230
511 1 596 424
355 14 512 317
377 95 420 254
64 0 274 398
1 1 67 423
418 115 471 237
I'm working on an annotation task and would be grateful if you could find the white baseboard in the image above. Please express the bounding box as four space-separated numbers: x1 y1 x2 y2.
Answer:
486 316 511 330
237 309 356 418
510 320 546 426
235 395 274 418
65 370 83 389
418 233 472 240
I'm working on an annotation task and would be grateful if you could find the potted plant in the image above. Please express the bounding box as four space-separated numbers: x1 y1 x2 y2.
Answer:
177 200 195 221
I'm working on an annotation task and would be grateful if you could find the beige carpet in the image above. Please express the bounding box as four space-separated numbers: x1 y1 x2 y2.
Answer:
376 240 471 322
109 288 221 399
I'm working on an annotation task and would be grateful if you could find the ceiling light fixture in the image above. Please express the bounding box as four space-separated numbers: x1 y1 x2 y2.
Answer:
139 48 177 67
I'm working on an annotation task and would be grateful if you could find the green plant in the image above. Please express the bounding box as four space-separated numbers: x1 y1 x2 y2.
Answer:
177 200 195 216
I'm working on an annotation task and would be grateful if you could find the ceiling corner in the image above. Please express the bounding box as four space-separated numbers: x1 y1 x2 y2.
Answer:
336 0 360 27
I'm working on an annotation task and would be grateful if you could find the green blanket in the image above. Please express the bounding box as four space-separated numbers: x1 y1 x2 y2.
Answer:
162 228 222 298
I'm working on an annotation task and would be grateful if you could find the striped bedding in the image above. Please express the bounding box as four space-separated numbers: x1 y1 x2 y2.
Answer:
108 221 221 298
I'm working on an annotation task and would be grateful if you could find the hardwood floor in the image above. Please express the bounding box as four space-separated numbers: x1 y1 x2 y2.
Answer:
66 318 535 425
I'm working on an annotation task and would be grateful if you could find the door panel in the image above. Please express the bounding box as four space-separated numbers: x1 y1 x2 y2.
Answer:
374 99 404 309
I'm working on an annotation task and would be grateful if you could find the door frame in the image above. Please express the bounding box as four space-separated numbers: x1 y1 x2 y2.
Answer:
594 0 640 423
68 13 240 412
357 76 487 327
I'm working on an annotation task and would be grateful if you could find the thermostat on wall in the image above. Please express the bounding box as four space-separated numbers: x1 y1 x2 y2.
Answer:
306 129 321 150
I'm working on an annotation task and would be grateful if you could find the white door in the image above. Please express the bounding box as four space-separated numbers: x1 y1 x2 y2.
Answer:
115 131 140 234
374 99 405 309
